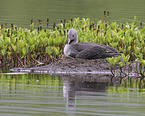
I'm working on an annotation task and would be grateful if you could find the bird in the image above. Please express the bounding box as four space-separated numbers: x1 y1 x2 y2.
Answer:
64 29 121 59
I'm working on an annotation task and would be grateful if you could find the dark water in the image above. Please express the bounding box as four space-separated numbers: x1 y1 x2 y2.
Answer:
0 0 145 28
0 74 145 116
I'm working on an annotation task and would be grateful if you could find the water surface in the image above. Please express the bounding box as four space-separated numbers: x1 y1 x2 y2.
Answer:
0 74 145 116
0 0 145 28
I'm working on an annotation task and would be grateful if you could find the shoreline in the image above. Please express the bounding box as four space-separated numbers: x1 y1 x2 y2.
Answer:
10 58 138 76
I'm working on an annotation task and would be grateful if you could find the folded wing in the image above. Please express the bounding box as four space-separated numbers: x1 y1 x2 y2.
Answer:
76 45 107 59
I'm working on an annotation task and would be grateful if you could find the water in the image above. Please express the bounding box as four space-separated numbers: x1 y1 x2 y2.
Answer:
0 74 145 116
0 0 145 28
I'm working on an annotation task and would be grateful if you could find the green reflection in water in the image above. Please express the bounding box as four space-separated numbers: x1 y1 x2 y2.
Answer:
0 74 63 92
0 74 145 116
0 74 65 116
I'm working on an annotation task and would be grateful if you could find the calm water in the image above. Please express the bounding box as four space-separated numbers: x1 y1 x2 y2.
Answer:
0 74 145 116
0 0 145 28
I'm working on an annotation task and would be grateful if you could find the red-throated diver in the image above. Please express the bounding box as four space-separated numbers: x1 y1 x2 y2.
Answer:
64 29 121 59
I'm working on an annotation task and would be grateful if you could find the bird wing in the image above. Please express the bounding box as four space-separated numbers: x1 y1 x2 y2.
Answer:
79 42 119 53
75 45 107 59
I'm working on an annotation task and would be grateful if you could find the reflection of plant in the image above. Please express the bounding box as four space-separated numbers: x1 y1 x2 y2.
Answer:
0 74 61 90
135 58 145 82
108 79 144 95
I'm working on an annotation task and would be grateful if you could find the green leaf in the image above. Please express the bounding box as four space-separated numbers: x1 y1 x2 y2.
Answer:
134 16 137 25
30 44 35 52
7 52 12 56
140 59 145 67
22 48 27 56
106 56 121 66
118 62 124 67
140 26 145 34
106 57 114 66
138 53 143 59
121 54 130 64
114 56 122 65
134 46 141 55
0 41 2 48
30 23 34 32
11 44 16 52
1 49 6 56
5 37 11 45
54 47 60 56
46 47 52 56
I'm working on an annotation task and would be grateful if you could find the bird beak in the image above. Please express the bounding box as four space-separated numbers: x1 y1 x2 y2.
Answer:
68 39 74 44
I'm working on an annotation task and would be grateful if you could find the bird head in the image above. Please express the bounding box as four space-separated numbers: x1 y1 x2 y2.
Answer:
68 29 77 44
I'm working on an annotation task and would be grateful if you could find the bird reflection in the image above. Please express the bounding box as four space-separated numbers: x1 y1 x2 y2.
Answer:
61 75 109 115
63 81 76 115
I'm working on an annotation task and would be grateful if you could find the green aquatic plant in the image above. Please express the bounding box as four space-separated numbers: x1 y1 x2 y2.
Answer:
107 54 132 77
0 25 67 68
118 61 128 77
0 17 145 71
106 56 121 76
121 54 130 65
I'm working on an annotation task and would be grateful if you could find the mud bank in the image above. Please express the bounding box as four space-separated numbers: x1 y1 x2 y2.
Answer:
10 58 137 76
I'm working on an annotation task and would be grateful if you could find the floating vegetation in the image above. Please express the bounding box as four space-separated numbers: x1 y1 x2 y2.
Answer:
0 16 145 75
